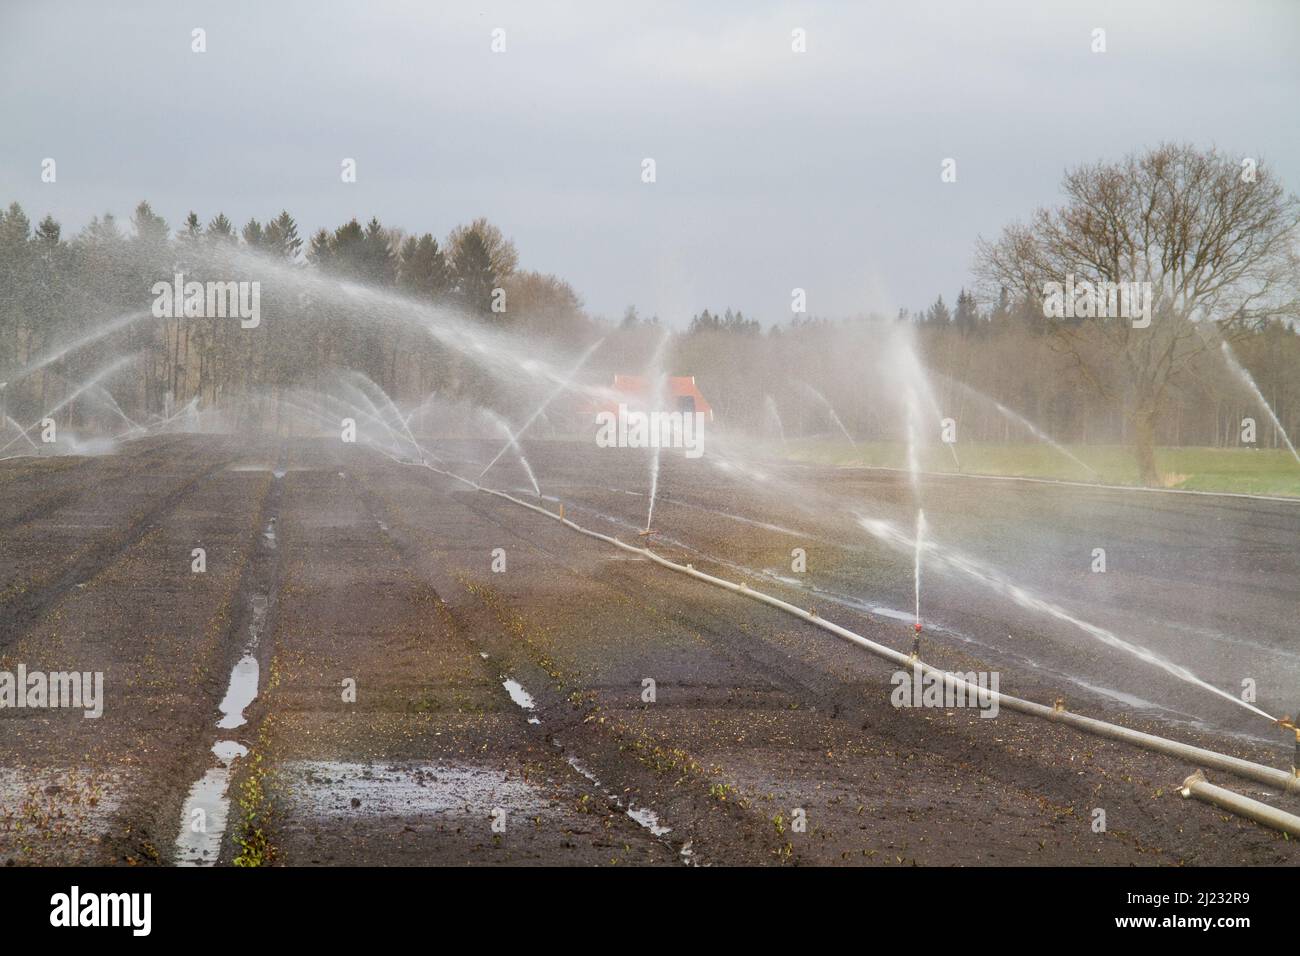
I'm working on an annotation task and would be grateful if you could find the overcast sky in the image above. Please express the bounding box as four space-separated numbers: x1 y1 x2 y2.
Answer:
2 0 1297 325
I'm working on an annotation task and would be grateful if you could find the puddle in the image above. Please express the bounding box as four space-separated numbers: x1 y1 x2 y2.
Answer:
626 806 671 837
214 588 270 732
213 740 247 762
501 678 540 724
564 753 599 784
247 592 269 644
281 761 548 818
279 758 685 856
564 753 679 846
172 479 283 866
174 742 248 866
216 656 259 730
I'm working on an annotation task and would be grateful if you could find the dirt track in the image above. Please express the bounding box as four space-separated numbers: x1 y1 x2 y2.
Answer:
2 435 1298 866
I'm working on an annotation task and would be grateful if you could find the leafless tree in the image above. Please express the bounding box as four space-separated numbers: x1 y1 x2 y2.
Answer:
976 144 1300 483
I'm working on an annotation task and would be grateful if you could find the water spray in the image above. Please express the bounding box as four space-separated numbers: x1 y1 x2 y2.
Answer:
442 465 1300 799
641 371 673 535
911 509 925 659
4 414 39 452
481 408 540 498
479 337 604 482
1220 341 1300 464
764 394 787 447
862 512 1281 726
935 372 1098 478
638 328 680 535
799 383 856 448
0 352 140 454
1 309 151 388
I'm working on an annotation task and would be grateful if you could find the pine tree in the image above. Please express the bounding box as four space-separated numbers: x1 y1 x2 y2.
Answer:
326 219 365 278
451 228 497 315
953 288 979 336
206 213 236 244
242 218 265 248
398 234 450 299
179 212 203 244
132 201 169 246
446 218 517 277
0 204 33 371
308 227 332 267
263 211 302 260
360 217 395 285
926 294 951 326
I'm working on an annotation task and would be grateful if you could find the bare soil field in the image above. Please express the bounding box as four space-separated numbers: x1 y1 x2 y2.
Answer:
2 435 1297 866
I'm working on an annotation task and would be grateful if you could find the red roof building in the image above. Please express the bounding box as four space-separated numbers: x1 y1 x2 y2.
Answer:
600 374 714 422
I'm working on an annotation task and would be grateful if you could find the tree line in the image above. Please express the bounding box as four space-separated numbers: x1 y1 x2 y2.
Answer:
0 202 594 426
1 143 1297 482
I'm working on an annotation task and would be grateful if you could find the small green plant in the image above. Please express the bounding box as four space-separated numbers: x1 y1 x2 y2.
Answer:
233 717 278 867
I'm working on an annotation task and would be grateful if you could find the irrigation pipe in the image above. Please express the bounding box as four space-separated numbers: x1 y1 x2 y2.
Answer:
415 461 1300 799
1181 771 1300 838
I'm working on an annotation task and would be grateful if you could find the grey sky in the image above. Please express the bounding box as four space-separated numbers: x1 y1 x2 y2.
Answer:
2 0 1297 325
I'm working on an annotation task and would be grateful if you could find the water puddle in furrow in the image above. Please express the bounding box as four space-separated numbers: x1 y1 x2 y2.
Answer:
174 475 282 866
281 761 546 818
484 653 685 859
369 512 678 854
560 746 692 863
501 678 540 724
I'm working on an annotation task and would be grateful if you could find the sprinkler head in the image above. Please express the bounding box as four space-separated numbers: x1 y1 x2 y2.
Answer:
638 528 656 537
914 622 923 634
1279 718 1300 775
1053 697 1066 713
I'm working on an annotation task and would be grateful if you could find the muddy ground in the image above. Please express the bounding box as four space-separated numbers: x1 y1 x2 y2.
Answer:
1 435 1297 866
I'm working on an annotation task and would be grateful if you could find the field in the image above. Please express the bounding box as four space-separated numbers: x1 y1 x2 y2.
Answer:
784 441 1300 498
2 435 1298 867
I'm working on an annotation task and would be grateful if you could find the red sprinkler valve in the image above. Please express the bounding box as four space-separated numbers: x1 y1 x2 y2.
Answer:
910 622 922 659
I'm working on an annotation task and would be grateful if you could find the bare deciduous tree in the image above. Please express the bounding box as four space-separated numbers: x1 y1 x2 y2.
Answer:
976 143 1300 484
